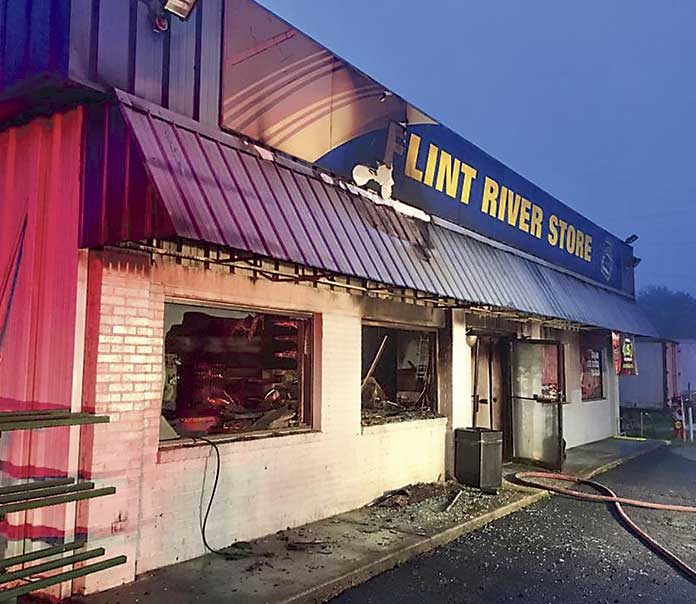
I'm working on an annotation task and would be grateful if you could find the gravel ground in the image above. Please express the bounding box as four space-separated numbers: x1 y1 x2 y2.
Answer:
333 447 696 604
363 482 527 535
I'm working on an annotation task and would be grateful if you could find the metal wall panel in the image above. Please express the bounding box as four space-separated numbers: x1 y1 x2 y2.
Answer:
95 0 135 91
678 339 696 394
619 340 665 409
167 9 198 117
66 0 223 123
0 108 84 547
0 0 71 92
133 0 165 105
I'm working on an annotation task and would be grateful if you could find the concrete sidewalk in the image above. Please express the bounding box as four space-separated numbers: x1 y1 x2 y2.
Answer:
73 437 664 604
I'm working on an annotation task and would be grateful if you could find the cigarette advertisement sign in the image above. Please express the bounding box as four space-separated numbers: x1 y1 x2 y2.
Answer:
221 0 635 294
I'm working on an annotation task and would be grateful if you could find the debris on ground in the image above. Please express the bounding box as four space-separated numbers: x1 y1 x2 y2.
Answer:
286 538 329 551
361 407 442 426
444 489 464 513
369 482 449 507
360 479 523 538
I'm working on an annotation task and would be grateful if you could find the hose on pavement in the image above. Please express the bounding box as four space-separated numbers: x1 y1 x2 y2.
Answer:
514 471 696 582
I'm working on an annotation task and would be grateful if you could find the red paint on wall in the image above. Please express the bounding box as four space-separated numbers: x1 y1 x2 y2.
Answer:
0 108 84 545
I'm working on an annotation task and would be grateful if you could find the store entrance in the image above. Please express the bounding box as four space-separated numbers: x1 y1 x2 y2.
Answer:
471 336 513 461
509 340 566 470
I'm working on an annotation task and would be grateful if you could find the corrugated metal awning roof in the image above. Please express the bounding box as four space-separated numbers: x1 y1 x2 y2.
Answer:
95 92 656 337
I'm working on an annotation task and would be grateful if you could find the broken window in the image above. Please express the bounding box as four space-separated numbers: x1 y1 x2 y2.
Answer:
161 303 312 439
361 325 438 426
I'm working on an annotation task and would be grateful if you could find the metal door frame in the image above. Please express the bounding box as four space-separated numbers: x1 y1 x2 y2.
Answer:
508 339 566 470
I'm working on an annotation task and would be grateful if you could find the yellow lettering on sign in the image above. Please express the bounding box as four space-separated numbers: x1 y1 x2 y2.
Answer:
481 177 499 217
497 187 508 221
423 144 439 187
519 198 532 233
401 135 596 265
405 133 424 182
558 219 568 249
498 187 511 221
548 214 559 246
435 150 461 199
530 204 543 239
460 162 477 204
508 194 522 227
566 225 576 254
575 230 584 258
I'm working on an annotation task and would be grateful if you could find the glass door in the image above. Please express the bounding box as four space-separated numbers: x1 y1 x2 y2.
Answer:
510 340 565 469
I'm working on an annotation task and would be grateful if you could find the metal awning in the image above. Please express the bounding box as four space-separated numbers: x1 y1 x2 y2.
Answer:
84 92 656 337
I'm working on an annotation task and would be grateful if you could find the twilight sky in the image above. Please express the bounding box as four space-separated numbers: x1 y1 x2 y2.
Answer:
258 0 696 295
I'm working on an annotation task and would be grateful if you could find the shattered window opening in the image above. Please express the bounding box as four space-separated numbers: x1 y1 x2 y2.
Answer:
361 324 439 426
161 303 313 439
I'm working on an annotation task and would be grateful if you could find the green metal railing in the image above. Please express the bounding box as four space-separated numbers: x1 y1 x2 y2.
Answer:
0 410 126 602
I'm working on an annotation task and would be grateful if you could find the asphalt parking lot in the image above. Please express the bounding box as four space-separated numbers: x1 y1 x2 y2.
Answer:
334 447 696 604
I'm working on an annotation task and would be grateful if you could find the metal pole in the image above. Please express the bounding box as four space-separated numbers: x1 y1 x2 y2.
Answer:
488 341 494 430
689 407 694 443
681 399 687 442
472 338 480 428
640 412 644 438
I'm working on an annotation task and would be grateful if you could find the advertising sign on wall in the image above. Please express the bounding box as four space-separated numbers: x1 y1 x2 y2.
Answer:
612 332 637 376
221 0 635 294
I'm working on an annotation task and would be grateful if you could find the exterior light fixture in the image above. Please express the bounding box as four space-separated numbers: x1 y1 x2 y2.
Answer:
632 256 642 267
624 234 639 244
163 0 198 20
465 331 478 348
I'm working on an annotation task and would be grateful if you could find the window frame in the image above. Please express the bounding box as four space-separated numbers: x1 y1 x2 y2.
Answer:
160 298 317 441
360 321 440 420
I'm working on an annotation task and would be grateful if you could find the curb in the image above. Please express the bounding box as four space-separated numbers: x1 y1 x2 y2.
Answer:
278 490 550 604
280 440 666 604
583 439 665 480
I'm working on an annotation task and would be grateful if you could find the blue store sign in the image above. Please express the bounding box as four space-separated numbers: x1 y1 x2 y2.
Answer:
391 123 632 292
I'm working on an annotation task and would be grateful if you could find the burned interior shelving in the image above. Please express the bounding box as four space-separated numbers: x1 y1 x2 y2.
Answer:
161 303 312 438
361 324 439 426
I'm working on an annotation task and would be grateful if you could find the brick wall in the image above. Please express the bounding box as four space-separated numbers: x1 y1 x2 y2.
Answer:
73 248 620 595
77 249 448 593
76 250 164 592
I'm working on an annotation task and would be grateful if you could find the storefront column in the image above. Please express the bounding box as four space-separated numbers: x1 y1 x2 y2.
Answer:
440 309 473 476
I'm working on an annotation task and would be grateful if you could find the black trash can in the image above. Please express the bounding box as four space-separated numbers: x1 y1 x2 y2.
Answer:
455 427 503 493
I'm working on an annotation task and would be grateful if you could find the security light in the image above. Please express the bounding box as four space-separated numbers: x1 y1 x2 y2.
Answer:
163 0 198 20
624 234 639 244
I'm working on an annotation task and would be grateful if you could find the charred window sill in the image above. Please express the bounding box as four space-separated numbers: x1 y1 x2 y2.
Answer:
361 414 447 434
157 427 318 463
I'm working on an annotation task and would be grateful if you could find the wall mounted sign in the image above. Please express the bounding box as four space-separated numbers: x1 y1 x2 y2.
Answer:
221 0 635 294
612 332 637 376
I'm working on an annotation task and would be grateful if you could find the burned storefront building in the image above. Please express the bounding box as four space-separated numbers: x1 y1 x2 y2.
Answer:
0 0 655 598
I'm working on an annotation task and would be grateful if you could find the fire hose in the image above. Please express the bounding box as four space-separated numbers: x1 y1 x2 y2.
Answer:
514 471 696 582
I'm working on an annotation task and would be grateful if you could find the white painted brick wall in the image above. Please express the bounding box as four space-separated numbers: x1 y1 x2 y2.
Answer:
79 252 448 591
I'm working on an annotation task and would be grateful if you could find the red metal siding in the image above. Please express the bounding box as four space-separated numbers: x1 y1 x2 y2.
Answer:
0 108 84 546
